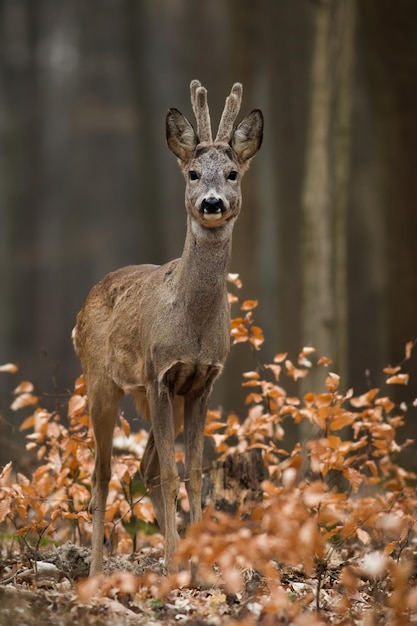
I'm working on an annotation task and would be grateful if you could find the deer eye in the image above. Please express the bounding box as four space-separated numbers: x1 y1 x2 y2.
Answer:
189 170 199 181
227 170 238 181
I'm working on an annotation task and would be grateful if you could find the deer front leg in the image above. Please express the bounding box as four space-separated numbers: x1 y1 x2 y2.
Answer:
184 392 209 526
147 383 180 573
89 389 120 576
183 390 211 581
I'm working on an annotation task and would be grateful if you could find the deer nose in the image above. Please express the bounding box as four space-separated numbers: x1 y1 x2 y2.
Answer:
201 197 224 214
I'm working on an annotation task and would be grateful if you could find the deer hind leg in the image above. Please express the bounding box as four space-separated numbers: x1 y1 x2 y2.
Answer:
140 429 169 534
144 384 182 573
183 386 214 581
183 391 210 525
88 381 122 576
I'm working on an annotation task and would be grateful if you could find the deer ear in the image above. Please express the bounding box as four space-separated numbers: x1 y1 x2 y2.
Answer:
166 108 198 162
230 109 263 164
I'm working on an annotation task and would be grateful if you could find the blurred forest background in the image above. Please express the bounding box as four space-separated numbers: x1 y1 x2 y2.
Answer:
0 0 417 467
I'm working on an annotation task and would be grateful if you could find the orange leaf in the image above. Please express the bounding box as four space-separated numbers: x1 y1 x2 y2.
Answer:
227 273 242 288
299 346 316 358
343 467 363 492
249 326 264 350
13 381 34 394
383 366 401 375
0 363 18 373
274 352 288 363
0 497 12 523
329 413 355 431
242 371 260 380
386 373 409 385
74 374 86 395
325 373 340 392
326 435 342 449
19 415 35 430
205 421 226 433
230 318 248 343
134 500 155 524
285 360 309 381
119 414 131 438
357 528 371 545
350 388 379 408
0 462 13 484
242 379 262 387
317 356 332 366
241 299 258 311
375 396 395 414
11 393 38 411
245 393 263 405
405 340 414 360
68 394 87 417
265 364 282 381
384 541 398 556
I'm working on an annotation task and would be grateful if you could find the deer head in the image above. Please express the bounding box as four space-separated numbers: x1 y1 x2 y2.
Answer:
166 80 263 230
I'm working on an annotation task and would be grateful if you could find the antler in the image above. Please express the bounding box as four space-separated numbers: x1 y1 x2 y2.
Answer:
190 80 212 143
190 80 243 144
215 82 243 142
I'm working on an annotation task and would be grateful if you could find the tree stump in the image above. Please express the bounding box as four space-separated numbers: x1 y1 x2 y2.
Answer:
209 449 264 514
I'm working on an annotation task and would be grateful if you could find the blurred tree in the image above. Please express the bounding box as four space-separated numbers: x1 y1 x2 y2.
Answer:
301 0 356 391
0 0 417 469
354 0 417 454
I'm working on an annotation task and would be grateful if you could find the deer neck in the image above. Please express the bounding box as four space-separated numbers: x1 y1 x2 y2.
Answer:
173 216 234 306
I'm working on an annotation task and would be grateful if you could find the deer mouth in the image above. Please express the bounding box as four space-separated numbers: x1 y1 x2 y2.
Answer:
200 197 226 220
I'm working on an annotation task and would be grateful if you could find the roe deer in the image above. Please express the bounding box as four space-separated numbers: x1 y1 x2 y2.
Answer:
73 80 263 576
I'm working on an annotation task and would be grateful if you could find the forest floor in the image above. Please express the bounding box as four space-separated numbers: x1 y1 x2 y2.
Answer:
1 540 417 625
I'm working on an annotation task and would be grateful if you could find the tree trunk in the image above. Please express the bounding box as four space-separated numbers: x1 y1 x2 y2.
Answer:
301 0 356 393
209 449 264 514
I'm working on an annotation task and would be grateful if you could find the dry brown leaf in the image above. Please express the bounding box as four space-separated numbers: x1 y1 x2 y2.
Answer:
13 381 34 394
68 394 87 417
325 372 340 392
241 299 258 311
386 373 409 385
249 325 264 349
11 393 38 411
405 340 414 360
317 355 332 366
227 273 242 288
383 366 401 375
242 370 260 380
119 414 131 438
285 360 308 381
0 363 18 373
350 388 379 407
265 363 282 381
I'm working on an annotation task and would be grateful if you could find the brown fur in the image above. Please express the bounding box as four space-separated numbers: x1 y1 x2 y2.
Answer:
73 80 263 576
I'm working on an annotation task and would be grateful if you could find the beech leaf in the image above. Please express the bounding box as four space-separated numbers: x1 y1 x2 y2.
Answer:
13 381 34 394
0 363 18 373
317 356 332 366
405 340 414 360
11 393 38 411
68 394 87 417
325 372 340 392
119 414 131 438
227 273 242 288
386 373 409 385
241 299 258 311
